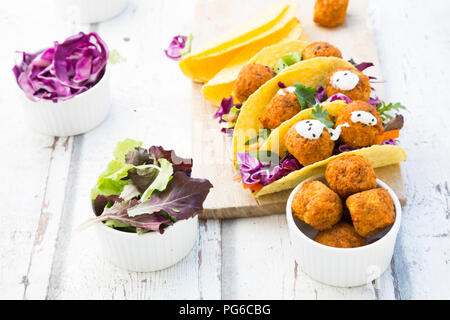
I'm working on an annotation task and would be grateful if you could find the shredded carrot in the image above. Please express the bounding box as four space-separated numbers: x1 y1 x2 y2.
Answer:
243 182 263 193
248 140 264 151
377 129 400 144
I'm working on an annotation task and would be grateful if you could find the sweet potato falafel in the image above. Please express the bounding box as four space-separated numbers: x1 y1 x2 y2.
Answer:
302 41 342 60
292 180 343 231
314 222 366 248
326 67 371 101
346 188 396 238
335 100 384 147
325 155 378 197
233 63 276 103
259 87 301 129
284 120 335 166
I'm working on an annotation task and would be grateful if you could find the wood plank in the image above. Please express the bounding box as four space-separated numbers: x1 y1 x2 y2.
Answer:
192 0 406 219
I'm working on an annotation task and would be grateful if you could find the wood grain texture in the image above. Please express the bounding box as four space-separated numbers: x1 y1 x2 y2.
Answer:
192 0 406 219
0 0 448 300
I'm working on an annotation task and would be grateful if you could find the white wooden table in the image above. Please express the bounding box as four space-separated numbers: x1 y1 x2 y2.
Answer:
1 0 449 300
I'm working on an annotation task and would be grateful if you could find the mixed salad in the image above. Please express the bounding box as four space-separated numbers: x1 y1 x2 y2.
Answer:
83 139 213 234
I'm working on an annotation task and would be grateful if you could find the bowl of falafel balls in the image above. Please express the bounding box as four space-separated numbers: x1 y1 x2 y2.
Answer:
286 154 401 287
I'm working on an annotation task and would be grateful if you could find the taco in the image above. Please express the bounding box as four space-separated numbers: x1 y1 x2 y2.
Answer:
179 2 309 83
235 99 407 197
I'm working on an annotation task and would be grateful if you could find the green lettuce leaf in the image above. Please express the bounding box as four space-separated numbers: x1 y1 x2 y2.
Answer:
91 139 142 199
141 158 174 201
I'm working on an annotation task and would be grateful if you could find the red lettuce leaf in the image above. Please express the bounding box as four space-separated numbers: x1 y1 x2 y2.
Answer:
99 199 173 233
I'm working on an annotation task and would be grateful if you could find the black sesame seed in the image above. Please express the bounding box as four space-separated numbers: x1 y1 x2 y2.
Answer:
306 120 310 123
308 127 311 131
314 51 317 55
317 46 321 50
357 113 361 117
312 133 316 138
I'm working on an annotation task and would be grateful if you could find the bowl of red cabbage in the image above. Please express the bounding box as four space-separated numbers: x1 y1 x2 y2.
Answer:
13 32 110 136
80 139 213 272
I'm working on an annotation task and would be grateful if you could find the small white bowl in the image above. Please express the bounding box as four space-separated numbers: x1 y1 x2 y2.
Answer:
286 176 402 287
54 0 128 24
18 67 110 137
94 215 199 272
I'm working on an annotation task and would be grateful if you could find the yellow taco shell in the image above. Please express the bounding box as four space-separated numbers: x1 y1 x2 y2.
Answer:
201 39 310 106
179 2 308 83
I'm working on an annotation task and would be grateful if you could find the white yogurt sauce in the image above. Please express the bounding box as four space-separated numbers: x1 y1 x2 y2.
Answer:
277 86 296 96
330 70 359 91
350 111 377 126
295 119 326 140
327 123 350 141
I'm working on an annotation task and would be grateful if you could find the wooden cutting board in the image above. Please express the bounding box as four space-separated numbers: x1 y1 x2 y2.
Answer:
190 0 406 219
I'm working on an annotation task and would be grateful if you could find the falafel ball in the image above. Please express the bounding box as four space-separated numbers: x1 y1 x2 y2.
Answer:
326 67 371 101
346 188 396 238
233 63 276 103
284 120 335 166
292 180 343 230
335 100 384 147
302 41 342 60
314 222 367 248
313 0 349 28
325 155 378 197
259 87 301 129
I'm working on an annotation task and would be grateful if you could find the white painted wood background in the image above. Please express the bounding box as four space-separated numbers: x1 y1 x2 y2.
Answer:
0 0 449 300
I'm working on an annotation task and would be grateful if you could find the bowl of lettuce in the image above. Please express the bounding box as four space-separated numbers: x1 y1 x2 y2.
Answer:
81 139 213 272
12 32 110 136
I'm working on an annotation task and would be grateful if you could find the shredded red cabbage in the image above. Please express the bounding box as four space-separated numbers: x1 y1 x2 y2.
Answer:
368 96 381 107
214 96 242 135
164 35 187 61
354 61 374 72
337 144 358 153
314 86 326 103
13 32 108 103
237 152 301 186
327 93 352 104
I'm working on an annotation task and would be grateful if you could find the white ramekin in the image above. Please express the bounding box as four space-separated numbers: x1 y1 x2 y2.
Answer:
286 176 402 287
18 68 110 137
94 215 199 272
54 0 128 24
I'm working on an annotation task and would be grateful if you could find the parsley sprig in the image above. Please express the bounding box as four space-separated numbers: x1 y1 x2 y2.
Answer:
376 102 406 121
294 82 317 110
311 105 334 128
